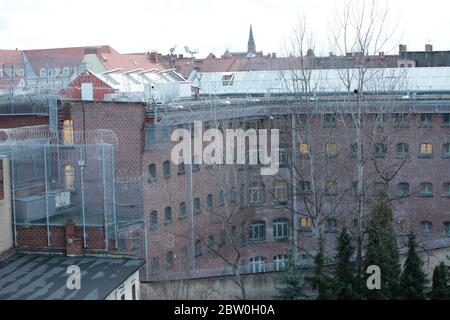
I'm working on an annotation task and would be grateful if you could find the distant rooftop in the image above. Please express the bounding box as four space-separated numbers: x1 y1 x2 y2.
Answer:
0 253 144 300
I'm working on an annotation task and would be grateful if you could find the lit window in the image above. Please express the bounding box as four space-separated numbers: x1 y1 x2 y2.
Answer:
273 218 289 240
325 143 337 157
420 221 433 233
300 217 311 228
63 119 74 145
64 164 75 190
419 182 433 196
419 143 433 156
299 143 310 157
272 180 288 204
249 220 266 241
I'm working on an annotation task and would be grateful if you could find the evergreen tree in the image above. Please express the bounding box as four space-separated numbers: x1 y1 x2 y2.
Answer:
307 233 336 300
400 232 427 299
429 262 450 300
334 227 358 299
364 192 401 299
275 249 308 300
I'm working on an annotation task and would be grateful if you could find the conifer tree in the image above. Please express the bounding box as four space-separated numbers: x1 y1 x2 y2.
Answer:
276 249 308 300
307 234 336 299
364 192 401 299
400 232 427 299
429 262 450 300
334 228 358 299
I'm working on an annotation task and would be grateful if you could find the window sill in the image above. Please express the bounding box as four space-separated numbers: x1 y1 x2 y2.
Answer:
273 237 289 242
163 175 171 179
442 155 450 159
177 172 186 176
418 124 432 127
418 154 433 158
441 124 450 127
164 221 173 225
418 194 434 198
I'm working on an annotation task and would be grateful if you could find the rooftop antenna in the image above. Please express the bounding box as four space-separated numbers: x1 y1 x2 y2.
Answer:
169 45 177 69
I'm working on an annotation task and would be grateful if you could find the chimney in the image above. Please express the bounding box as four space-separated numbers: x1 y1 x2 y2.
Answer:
425 44 433 52
148 51 159 64
272 52 276 58
399 44 407 54
65 219 83 257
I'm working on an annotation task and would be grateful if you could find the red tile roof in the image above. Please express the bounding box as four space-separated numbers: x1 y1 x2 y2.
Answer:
0 50 24 68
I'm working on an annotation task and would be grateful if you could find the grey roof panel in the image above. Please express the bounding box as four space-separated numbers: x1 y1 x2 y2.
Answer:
0 253 144 300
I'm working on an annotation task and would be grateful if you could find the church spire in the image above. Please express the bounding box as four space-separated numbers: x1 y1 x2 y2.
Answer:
247 24 256 54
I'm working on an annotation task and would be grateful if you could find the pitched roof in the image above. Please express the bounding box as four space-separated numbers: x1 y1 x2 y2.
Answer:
0 253 144 300
0 50 24 68
98 52 163 72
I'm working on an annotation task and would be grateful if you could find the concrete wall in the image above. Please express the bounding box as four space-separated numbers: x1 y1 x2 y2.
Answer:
0 157 13 256
141 246 450 300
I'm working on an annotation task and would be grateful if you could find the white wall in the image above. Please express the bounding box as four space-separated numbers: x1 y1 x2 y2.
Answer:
105 270 141 300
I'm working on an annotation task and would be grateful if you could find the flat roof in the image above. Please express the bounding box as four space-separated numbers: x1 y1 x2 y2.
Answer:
0 253 144 300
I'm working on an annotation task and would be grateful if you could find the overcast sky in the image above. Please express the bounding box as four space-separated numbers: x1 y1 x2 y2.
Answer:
1 0 449 57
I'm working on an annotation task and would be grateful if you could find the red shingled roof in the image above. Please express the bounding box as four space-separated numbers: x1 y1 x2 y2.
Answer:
0 50 24 68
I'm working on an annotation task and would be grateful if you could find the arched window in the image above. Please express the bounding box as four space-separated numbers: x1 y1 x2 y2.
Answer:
149 210 158 230
164 207 172 224
64 164 75 190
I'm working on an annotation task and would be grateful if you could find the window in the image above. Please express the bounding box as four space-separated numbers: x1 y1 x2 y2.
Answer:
194 197 201 214
273 116 289 134
240 222 246 244
273 255 288 271
325 218 337 232
300 217 311 229
419 182 433 197
164 207 172 224
150 257 160 274
419 143 433 156
443 114 450 125
273 218 289 240
443 143 450 157
131 284 136 300
373 143 387 157
64 165 75 190
63 119 74 145
396 143 409 156
195 240 203 257
165 251 174 270
444 183 450 196
231 225 237 241
250 256 267 273
178 162 185 175
298 143 310 158
272 180 288 204
206 194 213 209
218 190 225 206
325 143 337 157
396 182 410 196
418 114 432 126
298 114 308 126
444 222 450 236
150 210 158 230
221 73 235 86
350 143 358 157
420 221 433 233
352 218 359 230
249 220 266 241
323 114 336 127
299 181 311 195
179 202 186 219
278 144 289 167
373 182 387 195
249 183 265 204
325 180 338 196
219 230 227 245
239 184 246 207
40 68 47 77
207 235 214 250
163 160 171 177
63 67 70 77
394 113 409 126
148 164 156 181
